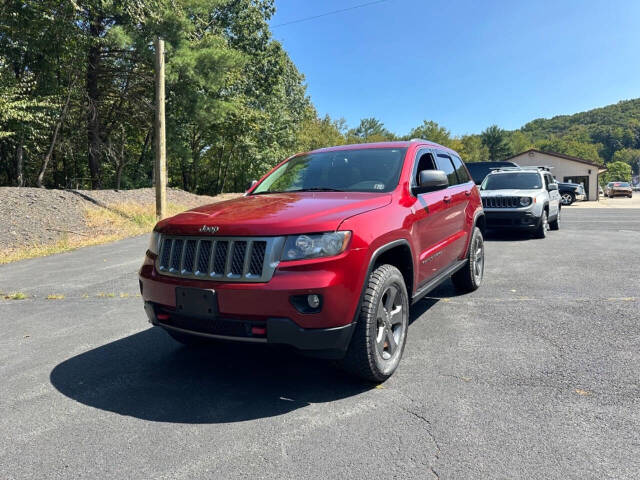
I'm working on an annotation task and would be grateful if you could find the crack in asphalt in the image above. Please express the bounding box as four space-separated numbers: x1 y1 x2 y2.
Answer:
391 388 442 479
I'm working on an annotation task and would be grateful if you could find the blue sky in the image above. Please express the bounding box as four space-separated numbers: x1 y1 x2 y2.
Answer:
270 0 640 136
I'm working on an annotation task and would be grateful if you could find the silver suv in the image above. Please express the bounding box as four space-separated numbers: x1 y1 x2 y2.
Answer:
479 166 561 238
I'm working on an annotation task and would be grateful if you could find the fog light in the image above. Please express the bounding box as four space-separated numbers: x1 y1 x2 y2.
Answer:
307 294 320 309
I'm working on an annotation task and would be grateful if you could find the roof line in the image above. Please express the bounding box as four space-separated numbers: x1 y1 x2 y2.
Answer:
506 148 605 169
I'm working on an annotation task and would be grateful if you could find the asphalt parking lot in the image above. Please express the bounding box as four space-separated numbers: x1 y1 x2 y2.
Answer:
1 208 639 479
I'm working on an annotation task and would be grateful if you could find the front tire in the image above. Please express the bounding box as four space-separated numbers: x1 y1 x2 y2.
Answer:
341 264 409 383
452 227 484 293
549 207 560 231
534 210 549 239
561 192 575 205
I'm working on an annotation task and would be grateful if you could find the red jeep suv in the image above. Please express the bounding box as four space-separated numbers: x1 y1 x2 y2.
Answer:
139 140 485 381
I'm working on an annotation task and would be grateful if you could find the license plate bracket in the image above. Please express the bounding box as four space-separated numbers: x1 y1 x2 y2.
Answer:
175 287 218 318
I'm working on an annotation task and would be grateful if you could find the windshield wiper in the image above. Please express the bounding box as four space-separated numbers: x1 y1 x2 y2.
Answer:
287 187 344 192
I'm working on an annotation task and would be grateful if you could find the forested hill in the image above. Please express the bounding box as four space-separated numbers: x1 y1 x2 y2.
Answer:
519 99 640 162
522 98 640 138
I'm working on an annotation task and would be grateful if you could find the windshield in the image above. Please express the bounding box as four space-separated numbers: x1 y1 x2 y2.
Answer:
252 148 407 194
614 182 630 187
481 172 542 190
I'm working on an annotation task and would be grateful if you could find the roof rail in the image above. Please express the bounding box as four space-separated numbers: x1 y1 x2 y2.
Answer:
489 165 554 173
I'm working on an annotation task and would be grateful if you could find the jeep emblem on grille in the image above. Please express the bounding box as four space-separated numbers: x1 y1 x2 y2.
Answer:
199 225 219 234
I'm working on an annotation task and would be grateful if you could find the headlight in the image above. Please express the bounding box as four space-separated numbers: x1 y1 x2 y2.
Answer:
148 230 161 255
282 231 351 261
519 197 532 206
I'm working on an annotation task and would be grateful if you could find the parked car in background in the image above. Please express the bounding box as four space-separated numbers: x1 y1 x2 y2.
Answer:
465 161 519 185
480 166 561 238
605 182 633 198
557 181 586 205
139 140 485 382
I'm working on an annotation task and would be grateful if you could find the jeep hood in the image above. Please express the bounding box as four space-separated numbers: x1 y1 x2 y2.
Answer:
156 192 391 236
480 189 540 197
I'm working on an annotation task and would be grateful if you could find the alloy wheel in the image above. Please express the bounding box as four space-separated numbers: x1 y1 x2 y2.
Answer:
375 285 405 361
472 234 484 283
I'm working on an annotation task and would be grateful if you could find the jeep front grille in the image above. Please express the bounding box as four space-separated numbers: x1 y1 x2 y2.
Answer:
156 235 285 282
482 196 520 208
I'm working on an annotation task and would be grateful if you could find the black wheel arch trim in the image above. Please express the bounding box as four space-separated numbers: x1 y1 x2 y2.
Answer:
351 238 414 322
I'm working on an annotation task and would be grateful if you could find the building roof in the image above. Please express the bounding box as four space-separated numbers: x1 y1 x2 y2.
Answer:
506 149 607 171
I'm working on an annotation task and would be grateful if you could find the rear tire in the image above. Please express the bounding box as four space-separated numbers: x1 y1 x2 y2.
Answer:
534 210 548 239
340 264 409 383
452 227 484 293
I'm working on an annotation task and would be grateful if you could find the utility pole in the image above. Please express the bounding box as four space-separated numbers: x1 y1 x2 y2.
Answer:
154 37 167 220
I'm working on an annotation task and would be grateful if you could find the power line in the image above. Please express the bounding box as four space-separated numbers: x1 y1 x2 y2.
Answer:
272 0 391 28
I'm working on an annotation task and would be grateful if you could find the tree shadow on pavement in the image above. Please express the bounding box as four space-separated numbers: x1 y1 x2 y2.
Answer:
50 327 372 424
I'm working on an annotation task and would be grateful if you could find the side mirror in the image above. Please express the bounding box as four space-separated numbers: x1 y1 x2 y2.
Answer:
548 183 558 191
246 180 258 192
412 170 449 195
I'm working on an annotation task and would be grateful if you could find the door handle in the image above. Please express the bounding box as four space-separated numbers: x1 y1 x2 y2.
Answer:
443 195 452 203
465 190 471 196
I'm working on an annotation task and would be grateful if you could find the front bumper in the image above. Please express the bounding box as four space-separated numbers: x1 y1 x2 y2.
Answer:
484 209 540 229
139 246 369 355
144 301 355 358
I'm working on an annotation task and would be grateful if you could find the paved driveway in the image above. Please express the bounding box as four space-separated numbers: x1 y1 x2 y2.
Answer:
1 209 638 479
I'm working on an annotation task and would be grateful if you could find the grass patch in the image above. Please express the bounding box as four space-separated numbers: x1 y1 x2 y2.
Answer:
0 202 189 265
3 292 27 300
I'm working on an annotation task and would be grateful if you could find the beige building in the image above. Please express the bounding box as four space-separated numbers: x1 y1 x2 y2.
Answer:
505 149 607 201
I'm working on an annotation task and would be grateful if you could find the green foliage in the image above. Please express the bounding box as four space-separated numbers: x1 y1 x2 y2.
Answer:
612 148 640 175
533 136 603 164
1 0 639 191
521 99 640 162
602 161 632 183
481 125 512 161
454 135 490 162
406 120 452 146
347 117 395 143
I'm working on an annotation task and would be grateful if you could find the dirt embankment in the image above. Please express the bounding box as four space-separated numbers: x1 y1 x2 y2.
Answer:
0 187 240 261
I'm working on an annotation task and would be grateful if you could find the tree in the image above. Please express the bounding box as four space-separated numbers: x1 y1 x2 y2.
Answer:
602 161 632 183
456 135 489 162
612 148 640 175
296 109 346 152
481 125 512 161
534 136 603 164
406 120 451 146
508 131 532 154
347 117 395 143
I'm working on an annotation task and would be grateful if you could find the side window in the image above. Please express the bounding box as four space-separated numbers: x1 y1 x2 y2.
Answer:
451 155 471 184
436 154 458 186
543 174 553 188
414 150 436 185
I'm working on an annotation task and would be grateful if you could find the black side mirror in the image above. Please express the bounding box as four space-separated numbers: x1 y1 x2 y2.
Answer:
412 170 449 195
246 180 258 192
548 183 558 191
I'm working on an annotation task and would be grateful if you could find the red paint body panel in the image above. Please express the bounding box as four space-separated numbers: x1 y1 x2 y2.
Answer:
139 141 483 331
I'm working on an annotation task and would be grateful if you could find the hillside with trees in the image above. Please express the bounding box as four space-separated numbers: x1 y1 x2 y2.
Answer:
1 1 638 192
